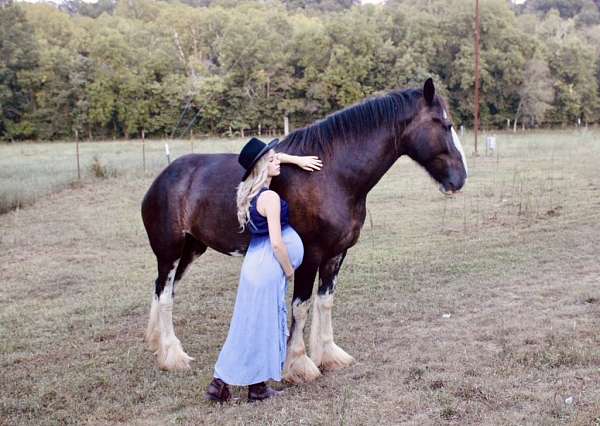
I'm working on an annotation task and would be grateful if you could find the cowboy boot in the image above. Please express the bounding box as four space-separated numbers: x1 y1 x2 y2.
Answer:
205 378 231 403
247 382 283 402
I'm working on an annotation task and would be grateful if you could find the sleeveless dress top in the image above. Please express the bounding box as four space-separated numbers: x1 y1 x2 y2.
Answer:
248 187 289 236
213 187 303 385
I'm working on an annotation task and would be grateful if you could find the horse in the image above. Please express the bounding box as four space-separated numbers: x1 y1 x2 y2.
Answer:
141 78 467 383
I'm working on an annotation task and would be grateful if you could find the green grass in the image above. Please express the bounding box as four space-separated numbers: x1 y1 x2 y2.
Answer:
0 138 243 214
1 130 600 425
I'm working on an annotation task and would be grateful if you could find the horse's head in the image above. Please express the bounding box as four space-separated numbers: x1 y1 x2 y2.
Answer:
401 78 468 194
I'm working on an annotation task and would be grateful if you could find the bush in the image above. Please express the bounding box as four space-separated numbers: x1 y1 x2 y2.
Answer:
0 193 28 215
88 156 117 179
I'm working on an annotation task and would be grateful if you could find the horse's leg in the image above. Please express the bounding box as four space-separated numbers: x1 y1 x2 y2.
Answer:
146 235 195 351
145 287 161 352
310 251 354 371
283 259 322 384
147 234 206 370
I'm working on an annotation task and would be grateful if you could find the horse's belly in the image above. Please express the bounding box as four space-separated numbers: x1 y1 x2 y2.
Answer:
193 228 250 256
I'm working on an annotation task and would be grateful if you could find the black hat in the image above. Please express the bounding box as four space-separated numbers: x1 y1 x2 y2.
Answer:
238 137 279 181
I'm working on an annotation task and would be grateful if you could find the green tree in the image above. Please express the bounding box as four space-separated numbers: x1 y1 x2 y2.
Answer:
24 4 86 139
2 0 600 141
434 0 533 127
61 0 116 18
0 5 39 139
283 0 359 12
524 0 587 18
546 34 599 125
514 57 553 129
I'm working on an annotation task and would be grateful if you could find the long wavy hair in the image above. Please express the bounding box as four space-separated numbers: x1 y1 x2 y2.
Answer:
236 152 271 231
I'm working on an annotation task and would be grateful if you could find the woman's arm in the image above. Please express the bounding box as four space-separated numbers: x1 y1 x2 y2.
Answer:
277 153 323 172
258 190 294 278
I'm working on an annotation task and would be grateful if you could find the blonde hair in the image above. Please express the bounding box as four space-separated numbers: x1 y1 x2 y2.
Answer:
236 153 271 231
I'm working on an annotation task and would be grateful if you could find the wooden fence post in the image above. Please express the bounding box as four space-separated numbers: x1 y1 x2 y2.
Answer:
142 128 146 173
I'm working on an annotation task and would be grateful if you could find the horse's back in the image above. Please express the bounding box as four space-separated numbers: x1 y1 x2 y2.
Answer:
141 153 245 256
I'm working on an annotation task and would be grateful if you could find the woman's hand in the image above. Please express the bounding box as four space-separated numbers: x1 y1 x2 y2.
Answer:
285 272 294 284
295 156 322 171
277 153 323 172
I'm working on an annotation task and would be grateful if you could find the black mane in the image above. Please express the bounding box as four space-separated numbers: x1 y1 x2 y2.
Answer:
277 88 423 157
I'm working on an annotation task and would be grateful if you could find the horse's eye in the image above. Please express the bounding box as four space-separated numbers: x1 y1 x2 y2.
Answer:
434 117 452 132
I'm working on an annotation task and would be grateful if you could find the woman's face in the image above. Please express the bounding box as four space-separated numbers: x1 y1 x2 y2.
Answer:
265 150 280 177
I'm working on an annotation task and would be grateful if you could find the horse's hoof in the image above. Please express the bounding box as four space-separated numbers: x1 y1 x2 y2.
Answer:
283 353 321 384
157 339 194 370
317 342 354 371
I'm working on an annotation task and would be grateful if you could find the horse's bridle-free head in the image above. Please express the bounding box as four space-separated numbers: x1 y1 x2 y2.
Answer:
402 78 468 194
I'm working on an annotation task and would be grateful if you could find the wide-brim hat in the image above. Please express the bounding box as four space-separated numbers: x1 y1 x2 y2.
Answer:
238 137 279 181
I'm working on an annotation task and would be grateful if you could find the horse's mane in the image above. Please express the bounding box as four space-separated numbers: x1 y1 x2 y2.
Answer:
277 88 423 157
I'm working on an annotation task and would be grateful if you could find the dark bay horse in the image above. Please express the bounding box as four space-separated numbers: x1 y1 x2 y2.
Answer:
141 79 467 382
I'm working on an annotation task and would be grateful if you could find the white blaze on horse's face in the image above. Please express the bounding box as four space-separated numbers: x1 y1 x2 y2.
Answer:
443 109 468 178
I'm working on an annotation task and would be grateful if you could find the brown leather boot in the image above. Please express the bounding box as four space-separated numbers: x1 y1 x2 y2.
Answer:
205 378 231 403
248 382 283 402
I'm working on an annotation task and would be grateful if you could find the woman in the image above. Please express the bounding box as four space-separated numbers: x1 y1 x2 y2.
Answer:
206 137 322 403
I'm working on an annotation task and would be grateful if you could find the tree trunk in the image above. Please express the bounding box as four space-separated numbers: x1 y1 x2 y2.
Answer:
513 100 522 133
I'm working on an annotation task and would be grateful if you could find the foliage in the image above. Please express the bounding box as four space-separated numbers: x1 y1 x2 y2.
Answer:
89 155 117 178
1 0 599 141
0 5 39 140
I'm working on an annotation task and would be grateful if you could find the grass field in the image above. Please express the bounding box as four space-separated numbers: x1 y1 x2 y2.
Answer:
1 131 599 425
0 138 242 214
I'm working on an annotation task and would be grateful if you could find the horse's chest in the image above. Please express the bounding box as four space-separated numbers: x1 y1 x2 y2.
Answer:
323 203 366 251
340 217 364 248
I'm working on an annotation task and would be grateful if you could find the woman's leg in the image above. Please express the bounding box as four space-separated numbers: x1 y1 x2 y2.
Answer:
205 378 231 403
248 382 283 402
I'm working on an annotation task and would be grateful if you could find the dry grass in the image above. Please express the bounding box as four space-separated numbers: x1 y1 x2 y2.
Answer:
1 130 599 425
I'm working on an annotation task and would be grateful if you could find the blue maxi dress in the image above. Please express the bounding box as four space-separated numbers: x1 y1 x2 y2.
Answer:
214 188 304 385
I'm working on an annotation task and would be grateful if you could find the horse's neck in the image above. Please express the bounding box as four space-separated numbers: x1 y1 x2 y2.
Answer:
332 129 404 197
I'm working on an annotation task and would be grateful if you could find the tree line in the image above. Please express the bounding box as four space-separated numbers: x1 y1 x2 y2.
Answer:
1 0 599 141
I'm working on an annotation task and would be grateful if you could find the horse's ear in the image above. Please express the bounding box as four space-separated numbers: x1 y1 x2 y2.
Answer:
423 78 435 106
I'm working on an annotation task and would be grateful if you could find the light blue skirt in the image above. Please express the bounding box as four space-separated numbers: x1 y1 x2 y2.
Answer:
214 226 304 386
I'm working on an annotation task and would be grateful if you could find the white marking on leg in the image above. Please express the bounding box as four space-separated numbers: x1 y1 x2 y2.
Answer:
309 293 323 366
157 260 194 370
283 298 321 384
228 250 244 257
145 295 160 352
310 292 354 370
